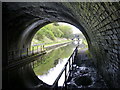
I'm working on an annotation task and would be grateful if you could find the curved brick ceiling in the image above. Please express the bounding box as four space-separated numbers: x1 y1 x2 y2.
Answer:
3 2 120 88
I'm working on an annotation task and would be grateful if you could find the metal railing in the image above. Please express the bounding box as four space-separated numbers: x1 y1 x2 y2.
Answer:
51 46 78 90
8 44 45 64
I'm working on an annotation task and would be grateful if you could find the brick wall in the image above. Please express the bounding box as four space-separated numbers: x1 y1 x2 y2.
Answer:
62 2 120 87
3 2 120 88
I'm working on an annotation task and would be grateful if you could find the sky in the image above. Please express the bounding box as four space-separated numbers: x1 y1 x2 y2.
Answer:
58 22 82 34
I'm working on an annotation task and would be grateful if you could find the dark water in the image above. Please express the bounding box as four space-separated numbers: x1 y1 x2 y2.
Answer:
32 42 78 86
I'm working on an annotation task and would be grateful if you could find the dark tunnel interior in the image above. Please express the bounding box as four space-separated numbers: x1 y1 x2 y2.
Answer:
2 2 120 89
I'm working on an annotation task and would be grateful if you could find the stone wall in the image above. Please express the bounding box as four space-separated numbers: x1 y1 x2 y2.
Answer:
62 2 120 87
3 2 120 88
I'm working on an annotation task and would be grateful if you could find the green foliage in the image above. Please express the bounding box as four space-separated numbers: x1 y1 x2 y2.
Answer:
35 26 55 40
59 25 73 39
32 23 73 44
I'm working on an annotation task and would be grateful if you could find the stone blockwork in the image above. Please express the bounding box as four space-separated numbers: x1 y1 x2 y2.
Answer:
3 2 120 88
61 2 120 88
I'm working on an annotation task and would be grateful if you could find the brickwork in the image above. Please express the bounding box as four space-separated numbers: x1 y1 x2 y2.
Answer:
62 2 120 87
3 2 120 88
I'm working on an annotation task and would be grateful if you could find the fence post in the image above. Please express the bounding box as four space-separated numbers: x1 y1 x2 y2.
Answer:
27 48 28 56
72 53 74 63
69 59 71 73
71 57 72 71
33 62 34 68
65 65 67 90
43 45 44 51
55 82 58 90
74 47 78 63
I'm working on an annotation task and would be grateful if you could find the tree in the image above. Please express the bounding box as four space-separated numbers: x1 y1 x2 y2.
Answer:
32 23 73 44
59 25 73 39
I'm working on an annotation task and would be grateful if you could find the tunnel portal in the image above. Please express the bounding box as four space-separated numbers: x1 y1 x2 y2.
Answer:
2 2 120 89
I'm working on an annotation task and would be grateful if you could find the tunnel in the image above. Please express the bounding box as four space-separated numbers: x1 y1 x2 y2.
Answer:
2 2 120 89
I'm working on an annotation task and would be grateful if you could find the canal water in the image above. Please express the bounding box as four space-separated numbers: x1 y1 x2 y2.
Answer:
32 42 78 86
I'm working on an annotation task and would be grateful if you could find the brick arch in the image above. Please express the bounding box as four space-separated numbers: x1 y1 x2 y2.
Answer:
2 2 120 88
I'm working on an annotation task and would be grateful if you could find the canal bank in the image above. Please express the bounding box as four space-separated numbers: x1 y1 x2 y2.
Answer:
44 41 72 51
31 43 108 89
32 42 78 86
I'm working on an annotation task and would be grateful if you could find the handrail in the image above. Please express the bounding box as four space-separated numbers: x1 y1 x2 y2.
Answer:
52 66 65 88
7 41 71 64
51 46 78 90
7 44 45 64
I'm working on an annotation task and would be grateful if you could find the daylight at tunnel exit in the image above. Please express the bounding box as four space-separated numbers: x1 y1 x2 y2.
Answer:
2 1 120 90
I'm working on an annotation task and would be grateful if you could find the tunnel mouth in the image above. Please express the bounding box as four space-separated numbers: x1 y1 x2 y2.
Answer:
74 76 92 86
31 22 89 86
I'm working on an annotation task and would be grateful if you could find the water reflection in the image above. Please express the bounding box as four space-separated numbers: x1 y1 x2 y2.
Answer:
32 43 77 85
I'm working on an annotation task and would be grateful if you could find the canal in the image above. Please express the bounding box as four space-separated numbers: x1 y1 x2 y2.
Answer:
32 42 79 86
